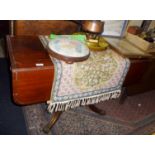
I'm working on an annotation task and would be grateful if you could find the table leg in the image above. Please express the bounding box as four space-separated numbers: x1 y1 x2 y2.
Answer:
43 111 62 134
119 87 128 104
89 105 106 115
89 88 128 115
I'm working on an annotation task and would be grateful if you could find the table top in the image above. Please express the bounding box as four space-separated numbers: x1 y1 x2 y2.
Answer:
105 37 153 59
6 35 155 70
6 35 54 70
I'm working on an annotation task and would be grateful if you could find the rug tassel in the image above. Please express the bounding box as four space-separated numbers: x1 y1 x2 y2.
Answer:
47 90 121 113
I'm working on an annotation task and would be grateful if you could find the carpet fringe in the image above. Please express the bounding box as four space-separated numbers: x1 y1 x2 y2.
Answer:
47 89 121 113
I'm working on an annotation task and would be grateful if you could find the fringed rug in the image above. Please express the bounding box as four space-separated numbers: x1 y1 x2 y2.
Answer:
39 36 130 113
22 90 155 135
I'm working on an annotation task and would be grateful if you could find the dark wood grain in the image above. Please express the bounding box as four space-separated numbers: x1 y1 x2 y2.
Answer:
13 20 80 36
123 58 152 87
123 57 155 95
6 35 54 105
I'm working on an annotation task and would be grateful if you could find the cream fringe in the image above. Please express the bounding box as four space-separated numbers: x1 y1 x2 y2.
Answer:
47 89 121 113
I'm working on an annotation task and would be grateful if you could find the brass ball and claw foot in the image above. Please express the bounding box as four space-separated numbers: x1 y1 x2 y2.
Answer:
43 111 62 134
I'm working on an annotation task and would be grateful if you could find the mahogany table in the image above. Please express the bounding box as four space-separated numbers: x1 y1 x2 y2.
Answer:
6 35 155 133
6 35 54 105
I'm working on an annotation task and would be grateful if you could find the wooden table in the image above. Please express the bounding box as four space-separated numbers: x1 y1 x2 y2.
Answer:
6 35 54 105
6 35 155 133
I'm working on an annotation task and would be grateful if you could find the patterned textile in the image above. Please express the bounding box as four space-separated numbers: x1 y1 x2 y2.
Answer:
48 37 89 57
39 36 130 113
